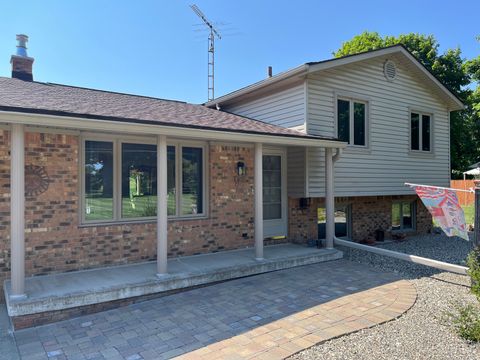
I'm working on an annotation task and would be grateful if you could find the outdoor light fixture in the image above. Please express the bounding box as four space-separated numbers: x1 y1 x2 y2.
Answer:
237 161 246 176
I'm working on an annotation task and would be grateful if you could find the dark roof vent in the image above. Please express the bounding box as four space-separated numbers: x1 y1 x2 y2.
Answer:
11 34 34 81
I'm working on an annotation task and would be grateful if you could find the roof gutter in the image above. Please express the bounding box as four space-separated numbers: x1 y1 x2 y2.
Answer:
0 110 346 149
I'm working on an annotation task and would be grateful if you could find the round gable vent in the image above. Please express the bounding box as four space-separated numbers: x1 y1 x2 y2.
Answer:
383 60 397 81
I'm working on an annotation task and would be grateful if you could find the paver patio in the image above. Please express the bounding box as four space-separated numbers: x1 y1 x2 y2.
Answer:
12 260 416 360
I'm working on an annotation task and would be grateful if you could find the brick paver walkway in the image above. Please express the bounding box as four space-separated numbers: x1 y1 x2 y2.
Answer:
13 260 416 360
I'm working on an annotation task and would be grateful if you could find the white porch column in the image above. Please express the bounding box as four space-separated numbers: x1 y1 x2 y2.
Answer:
156 135 168 275
10 123 26 298
325 147 334 249
254 142 264 260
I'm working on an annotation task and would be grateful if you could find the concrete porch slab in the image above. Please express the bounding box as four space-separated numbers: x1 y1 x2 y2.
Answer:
4 244 342 319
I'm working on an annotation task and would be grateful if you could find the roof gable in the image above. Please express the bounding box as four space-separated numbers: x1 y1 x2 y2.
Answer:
206 45 464 111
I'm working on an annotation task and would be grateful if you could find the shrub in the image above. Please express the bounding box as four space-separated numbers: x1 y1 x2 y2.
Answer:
467 247 480 301
447 304 480 342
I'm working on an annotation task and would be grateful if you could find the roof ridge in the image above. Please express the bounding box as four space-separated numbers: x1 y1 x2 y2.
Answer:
0 76 187 104
46 82 187 104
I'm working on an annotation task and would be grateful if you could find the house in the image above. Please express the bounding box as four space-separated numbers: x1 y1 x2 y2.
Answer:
1 35 345 328
0 36 463 328
206 44 464 241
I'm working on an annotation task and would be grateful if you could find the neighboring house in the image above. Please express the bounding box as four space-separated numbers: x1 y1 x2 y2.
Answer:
0 36 344 311
206 45 464 241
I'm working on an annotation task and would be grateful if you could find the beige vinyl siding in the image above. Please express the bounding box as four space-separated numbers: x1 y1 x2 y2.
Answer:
222 83 306 129
287 147 307 197
307 54 450 197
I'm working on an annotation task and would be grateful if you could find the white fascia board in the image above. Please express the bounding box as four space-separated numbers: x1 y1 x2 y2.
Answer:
308 46 464 111
307 46 404 72
398 48 465 111
0 111 346 149
204 65 308 107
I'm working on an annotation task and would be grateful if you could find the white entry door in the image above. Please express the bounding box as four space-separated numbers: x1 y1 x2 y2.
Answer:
263 150 287 238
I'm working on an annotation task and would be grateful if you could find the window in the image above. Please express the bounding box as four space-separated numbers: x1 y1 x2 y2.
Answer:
318 204 351 239
82 138 206 223
181 147 203 215
85 141 114 221
392 202 415 231
337 98 367 146
121 143 157 218
411 112 431 152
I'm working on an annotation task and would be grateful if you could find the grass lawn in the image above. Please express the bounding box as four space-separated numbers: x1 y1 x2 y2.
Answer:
463 204 474 226
85 194 199 221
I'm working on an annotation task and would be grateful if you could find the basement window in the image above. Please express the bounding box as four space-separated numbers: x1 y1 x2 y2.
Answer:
392 201 415 231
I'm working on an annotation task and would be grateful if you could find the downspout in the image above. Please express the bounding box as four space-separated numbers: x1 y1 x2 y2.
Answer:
325 148 342 249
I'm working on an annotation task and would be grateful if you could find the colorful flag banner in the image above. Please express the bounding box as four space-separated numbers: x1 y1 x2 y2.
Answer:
409 184 469 241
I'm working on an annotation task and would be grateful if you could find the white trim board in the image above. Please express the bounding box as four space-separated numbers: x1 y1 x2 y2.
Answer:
0 111 346 149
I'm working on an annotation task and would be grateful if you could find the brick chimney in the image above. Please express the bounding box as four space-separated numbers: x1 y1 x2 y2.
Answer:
11 34 34 81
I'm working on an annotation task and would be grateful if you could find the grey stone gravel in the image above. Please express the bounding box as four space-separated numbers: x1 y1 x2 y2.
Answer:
290 234 480 360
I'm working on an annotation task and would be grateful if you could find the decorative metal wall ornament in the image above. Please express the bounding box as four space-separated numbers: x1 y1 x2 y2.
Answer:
25 165 50 196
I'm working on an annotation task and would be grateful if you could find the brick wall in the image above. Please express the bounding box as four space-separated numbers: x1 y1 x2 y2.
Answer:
0 131 255 293
288 197 321 243
351 195 432 241
288 194 432 243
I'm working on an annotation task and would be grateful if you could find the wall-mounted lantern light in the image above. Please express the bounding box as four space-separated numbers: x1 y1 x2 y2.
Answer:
237 161 246 176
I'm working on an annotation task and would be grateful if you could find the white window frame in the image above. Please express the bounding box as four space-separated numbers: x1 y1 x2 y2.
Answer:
79 134 208 225
335 97 369 148
409 111 433 153
391 201 416 231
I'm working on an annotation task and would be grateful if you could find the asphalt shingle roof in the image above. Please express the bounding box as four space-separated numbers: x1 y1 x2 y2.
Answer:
0 77 338 141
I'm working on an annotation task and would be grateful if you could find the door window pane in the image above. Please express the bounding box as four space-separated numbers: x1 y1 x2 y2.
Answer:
353 102 366 146
84 141 114 221
263 155 282 220
411 113 420 150
121 143 157 218
337 99 350 142
422 115 431 151
182 147 203 215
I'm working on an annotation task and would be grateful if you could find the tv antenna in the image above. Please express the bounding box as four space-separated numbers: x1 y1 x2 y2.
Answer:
190 4 221 102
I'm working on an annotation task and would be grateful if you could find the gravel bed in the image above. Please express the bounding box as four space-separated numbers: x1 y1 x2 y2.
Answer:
290 234 480 360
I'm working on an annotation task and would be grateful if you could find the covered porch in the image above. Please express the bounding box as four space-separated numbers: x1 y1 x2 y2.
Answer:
2 110 345 328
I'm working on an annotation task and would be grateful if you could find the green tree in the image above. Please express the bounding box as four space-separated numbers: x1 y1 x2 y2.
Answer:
334 32 479 176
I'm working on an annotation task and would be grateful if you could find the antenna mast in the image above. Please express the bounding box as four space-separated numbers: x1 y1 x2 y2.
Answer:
190 4 221 102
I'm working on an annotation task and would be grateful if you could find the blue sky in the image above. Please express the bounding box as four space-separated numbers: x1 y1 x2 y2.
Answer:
0 0 478 104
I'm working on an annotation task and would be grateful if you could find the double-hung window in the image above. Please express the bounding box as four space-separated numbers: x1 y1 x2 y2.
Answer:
337 98 367 147
83 137 206 223
410 112 431 152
